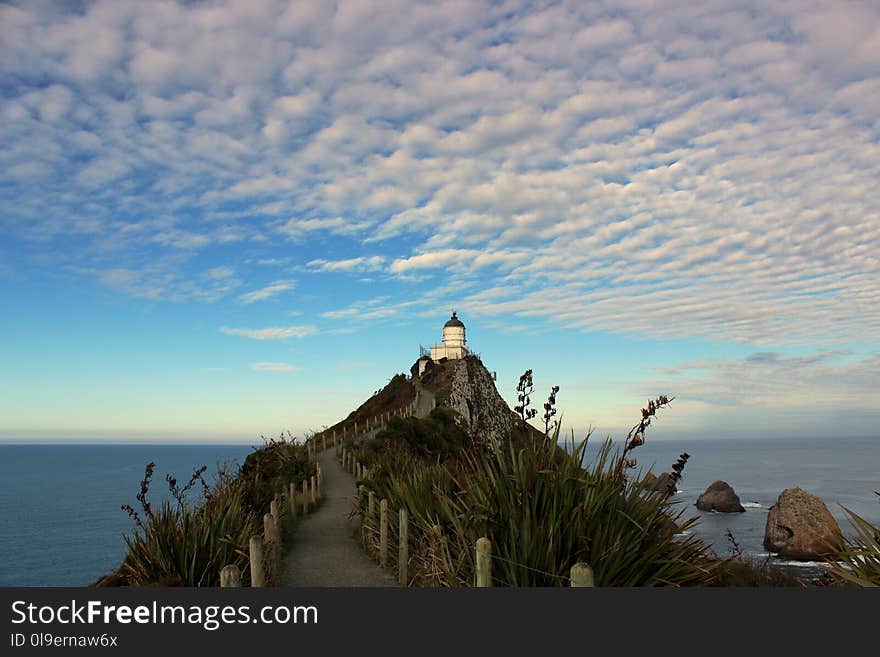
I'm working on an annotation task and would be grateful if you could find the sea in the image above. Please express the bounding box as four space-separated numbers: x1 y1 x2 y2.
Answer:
0 443 254 587
583 435 880 569
0 437 878 586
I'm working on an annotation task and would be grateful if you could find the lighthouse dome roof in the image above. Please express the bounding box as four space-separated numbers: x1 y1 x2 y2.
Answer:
443 311 465 328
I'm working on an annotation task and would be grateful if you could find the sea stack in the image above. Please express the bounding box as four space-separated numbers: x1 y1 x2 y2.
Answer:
763 487 844 561
696 481 745 513
641 471 678 493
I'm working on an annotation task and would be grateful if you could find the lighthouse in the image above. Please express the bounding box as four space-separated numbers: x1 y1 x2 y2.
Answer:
429 311 469 361
414 312 471 376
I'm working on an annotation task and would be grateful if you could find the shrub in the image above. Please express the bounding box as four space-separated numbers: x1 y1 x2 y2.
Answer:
120 466 259 586
239 433 312 511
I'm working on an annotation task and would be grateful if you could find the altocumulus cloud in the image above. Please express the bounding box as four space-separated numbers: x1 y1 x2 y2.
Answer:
239 280 295 303
250 362 298 372
220 325 316 340
0 0 878 349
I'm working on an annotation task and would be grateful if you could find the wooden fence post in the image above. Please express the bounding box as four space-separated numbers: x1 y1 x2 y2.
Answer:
310 475 317 504
302 480 309 515
570 563 595 587
368 491 375 519
399 508 408 586
379 499 389 567
476 537 492 587
249 535 265 587
220 564 241 587
322 435 327 451
263 513 275 569
270 499 282 545
289 482 298 523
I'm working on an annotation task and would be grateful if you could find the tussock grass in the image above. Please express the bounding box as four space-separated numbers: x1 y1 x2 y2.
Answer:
356 403 716 586
115 434 314 587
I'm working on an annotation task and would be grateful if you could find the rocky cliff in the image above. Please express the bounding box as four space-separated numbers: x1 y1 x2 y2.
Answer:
416 355 520 446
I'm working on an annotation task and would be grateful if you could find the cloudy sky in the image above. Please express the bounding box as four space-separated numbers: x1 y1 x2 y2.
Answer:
1 0 878 442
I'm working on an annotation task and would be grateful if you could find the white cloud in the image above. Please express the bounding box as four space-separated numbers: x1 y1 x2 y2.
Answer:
306 256 386 272
239 280 295 303
643 350 880 414
250 362 298 372
220 325 316 340
2 0 879 349
335 361 377 371
204 266 235 280
390 249 526 273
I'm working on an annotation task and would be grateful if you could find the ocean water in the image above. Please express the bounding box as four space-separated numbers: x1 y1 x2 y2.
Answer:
0 444 253 587
0 438 878 586
580 435 880 566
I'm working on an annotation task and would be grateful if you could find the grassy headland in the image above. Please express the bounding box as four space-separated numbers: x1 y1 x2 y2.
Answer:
98 435 316 587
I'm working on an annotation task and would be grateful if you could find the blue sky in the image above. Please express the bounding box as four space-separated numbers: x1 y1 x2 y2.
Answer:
1 0 878 443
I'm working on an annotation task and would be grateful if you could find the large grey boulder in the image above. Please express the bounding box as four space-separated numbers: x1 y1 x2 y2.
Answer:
763 487 844 560
696 480 745 513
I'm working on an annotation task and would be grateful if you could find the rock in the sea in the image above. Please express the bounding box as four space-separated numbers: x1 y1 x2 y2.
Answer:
641 471 678 493
93 570 128 587
763 487 844 560
696 480 745 513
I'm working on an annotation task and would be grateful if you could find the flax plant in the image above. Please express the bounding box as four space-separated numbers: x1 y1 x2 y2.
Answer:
119 433 313 587
120 468 259 586
826 494 880 587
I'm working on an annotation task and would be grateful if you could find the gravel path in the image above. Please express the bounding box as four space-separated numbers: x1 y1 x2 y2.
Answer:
282 447 397 587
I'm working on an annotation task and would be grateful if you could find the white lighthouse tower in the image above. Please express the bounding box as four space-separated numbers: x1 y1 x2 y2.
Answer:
429 311 469 361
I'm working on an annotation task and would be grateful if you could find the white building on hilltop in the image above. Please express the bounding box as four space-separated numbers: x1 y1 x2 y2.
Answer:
431 311 468 360
415 312 470 376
